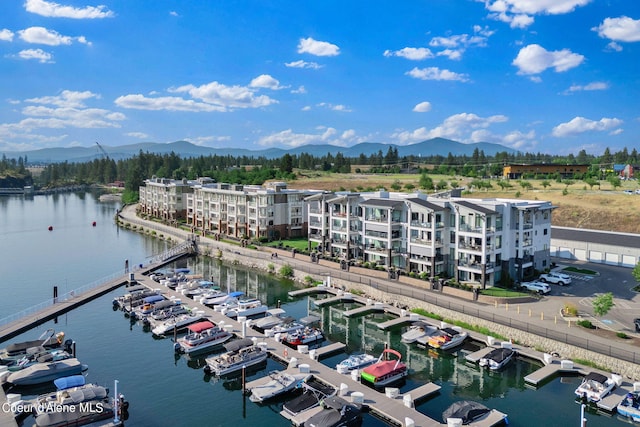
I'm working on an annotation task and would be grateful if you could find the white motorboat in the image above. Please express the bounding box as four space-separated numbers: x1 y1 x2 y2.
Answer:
574 372 617 403
201 291 244 307
427 327 468 350
0 329 66 365
479 347 516 370
265 315 320 338
281 378 336 420
203 339 268 376
282 327 324 347
24 375 130 427
174 321 233 354
222 298 268 318
143 304 188 325
248 370 310 403
251 308 288 331
2 358 88 387
335 353 377 374
401 321 438 344
617 391 640 422
150 312 204 336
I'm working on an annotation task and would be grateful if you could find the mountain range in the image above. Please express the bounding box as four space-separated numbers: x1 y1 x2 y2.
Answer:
3 138 517 164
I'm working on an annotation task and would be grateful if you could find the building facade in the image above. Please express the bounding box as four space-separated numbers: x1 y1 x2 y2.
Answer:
139 177 193 221
307 191 553 288
502 164 589 179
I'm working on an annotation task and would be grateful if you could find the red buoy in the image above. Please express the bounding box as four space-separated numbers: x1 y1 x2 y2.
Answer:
92 221 97 227
48 226 53 231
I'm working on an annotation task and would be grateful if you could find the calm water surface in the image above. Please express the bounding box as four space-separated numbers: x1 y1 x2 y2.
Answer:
0 193 630 426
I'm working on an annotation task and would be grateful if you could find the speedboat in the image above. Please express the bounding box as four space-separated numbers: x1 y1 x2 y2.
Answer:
280 378 336 420
443 400 491 425
203 339 268 376
26 375 129 427
130 294 166 317
401 321 438 344
264 318 305 338
2 358 88 387
574 372 617 403
251 308 288 331
335 353 377 374
248 370 310 403
282 327 324 347
479 347 516 371
150 312 204 336
304 395 365 427
360 349 407 387
0 329 66 365
201 291 244 307
134 298 181 321
174 321 233 354
617 391 640 422
427 327 468 350
143 304 189 324
221 298 268 318
8 348 74 372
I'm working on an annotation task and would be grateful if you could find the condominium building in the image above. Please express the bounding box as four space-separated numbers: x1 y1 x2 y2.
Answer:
185 180 318 240
307 191 553 288
139 177 194 221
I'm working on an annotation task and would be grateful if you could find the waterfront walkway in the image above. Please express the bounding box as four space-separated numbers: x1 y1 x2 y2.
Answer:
116 204 640 376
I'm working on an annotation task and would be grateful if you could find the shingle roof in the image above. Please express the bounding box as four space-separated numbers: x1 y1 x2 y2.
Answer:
551 226 640 249
453 200 496 215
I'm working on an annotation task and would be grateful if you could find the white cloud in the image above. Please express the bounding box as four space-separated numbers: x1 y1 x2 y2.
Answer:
26 90 100 108
249 74 283 90
512 44 584 75
25 0 115 19
258 126 360 148
593 16 640 42
0 29 14 42
184 135 231 146
552 116 623 137
291 86 306 94
18 48 53 63
18 26 90 46
406 67 469 82
437 49 463 60
481 0 589 28
383 47 433 60
413 102 432 112
391 112 508 144
114 94 225 112
285 60 323 69
171 81 277 110
297 37 340 57
564 81 609 94
606 41 623 52
301 106 311 111
316 102 352 112
126 132 149 139
169 11 179 17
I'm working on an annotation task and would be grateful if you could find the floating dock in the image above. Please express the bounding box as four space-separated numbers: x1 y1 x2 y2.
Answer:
314 293 355 307
343 302 386 317
524 360 585 386
288 286 328 298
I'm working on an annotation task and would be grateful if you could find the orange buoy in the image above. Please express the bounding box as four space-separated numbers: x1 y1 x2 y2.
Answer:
283 348 288 358
92 221 97 227
48 226 53 231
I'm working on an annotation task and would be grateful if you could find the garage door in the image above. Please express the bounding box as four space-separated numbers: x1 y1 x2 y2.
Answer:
589 251 602 262
622 255 636 267
557 247 574 259
574 249 586 261
605 253 619 265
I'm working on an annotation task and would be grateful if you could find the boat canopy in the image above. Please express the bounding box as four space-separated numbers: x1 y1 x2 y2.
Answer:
54 375 85 390
265 308 286 316
187 321 215 333
173 268 191 273
224 338 254 352
125 285 146 293
229 291 245 298
442 400 490 424
584 372 608 385
143 295 165 304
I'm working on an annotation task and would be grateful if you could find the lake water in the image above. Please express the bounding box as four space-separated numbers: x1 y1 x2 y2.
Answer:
0 192 631 427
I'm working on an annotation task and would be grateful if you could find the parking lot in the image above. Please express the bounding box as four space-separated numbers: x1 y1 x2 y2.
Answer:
536 258 640 334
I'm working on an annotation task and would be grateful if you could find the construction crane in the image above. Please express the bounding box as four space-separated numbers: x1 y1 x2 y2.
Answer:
96 141 109 160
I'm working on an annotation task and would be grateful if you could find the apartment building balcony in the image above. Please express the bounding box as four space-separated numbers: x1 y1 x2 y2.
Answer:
516 254 534 268
458 224 483 234
308 233 324 242
457 260 495 273
410 220 432 229
332 211 347 217
458 242 490 253
331 238 349 247
309 208 322 214
410 237 443 247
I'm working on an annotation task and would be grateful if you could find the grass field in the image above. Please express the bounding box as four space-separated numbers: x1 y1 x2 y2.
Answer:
283 171 640 234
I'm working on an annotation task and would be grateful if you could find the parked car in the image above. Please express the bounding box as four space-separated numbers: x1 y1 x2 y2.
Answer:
539 272 572 286
634 318 640 332
521 281 551 294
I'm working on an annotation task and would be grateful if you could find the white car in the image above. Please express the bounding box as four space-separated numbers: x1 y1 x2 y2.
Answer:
521 281 551 294
539 272 572 286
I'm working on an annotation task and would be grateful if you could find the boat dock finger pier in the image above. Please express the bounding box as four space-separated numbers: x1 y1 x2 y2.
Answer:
127 274 508 427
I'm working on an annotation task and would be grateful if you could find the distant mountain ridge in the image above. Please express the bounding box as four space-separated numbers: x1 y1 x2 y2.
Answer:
3 138 517 164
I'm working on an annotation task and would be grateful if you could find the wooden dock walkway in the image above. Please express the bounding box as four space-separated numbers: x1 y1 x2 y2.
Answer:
287 286 329 298
343 303 386 317
465 346 495 364
315 342 347 359
524 361 585 386
0 387 19 427
314 293 354 307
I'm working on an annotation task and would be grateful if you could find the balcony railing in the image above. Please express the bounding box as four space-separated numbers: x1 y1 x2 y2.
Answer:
410 221 432 228
459 224 483 233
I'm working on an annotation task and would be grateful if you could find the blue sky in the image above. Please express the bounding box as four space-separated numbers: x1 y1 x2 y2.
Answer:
0 0 638 156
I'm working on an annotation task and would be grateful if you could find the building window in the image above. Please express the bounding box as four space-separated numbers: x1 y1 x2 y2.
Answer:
543 228 548 235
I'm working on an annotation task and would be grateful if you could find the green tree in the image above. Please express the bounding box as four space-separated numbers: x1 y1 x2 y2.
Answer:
419 172 434 190
280 153 293 174
592 292 615 318
541 180 550 190
632 262 640 282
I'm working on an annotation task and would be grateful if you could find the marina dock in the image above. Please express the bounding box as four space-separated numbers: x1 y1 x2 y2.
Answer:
343 302 386 317
0 387 19 427
314 293 355 307
127 275 507 427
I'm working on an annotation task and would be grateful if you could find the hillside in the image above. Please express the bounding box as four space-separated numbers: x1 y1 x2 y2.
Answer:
284 172 640 234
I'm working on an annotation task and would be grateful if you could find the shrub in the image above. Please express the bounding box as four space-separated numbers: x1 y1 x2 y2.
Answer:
563 303 578 317
304 275 314 284
279 264 294 278
577 320 594 329
617 332 629 339
267 263 275 273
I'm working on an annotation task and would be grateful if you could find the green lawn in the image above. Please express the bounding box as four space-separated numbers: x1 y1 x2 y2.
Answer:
481 287 529 297
266 238 316 252
563 266 598 275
